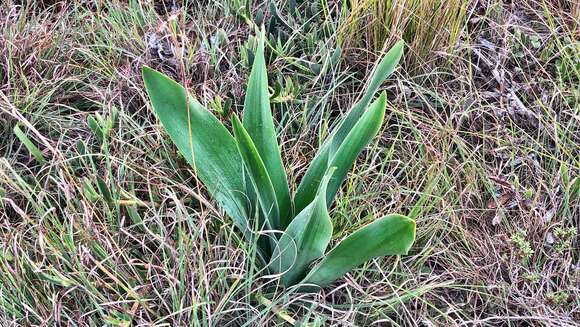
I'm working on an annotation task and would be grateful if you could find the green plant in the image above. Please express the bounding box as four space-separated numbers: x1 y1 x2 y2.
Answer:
511 230 534 264
546 291 572 306
142 28 415 288
553 226 576 253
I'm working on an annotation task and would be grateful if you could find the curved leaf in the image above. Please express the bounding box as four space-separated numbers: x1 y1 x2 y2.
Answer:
243 27 292 228
142 67 249 234
294 41 404 214
324 92 387 205
270 168 334 286
303 214 416 287
296 92 387 209
232 114 280 231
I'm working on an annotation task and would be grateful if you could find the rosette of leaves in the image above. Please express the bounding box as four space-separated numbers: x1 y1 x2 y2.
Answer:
142 28 415 288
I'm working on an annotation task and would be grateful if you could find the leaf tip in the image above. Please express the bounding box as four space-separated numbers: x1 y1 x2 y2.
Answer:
142 66 160 92
231 114 243 136
141 65 154 80
399 215 417 254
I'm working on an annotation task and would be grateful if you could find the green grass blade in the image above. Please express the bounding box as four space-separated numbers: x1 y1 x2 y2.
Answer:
270 168 335 286
13 125 47 164
294 41 403 213
232 114 280 231
142 67 249 234
243 27 292 229
303 214 416 287
96 176 113 205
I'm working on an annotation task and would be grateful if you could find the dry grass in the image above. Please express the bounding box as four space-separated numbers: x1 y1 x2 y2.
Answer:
340 0 470 69
0 0 578 326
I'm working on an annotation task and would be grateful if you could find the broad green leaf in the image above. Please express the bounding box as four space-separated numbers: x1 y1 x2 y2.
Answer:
294 41 404 214
303 214 416 287
243 27 292 229
327 40 404 155
324 93 386 205
232 115 280 231
142 67 249 234
270 168 334 286
297 93 387 210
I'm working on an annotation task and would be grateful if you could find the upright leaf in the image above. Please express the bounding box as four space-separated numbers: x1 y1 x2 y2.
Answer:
303 214 416 287
294 41 404 213
232 115 280 231
328 40 404 155
142 67 249 234
296 93 387 210
270 168 335 286
324 93 387 205
243 27 292 228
